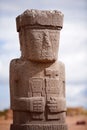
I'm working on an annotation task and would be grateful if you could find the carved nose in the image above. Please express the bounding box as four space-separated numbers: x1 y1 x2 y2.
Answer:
43 32 51 47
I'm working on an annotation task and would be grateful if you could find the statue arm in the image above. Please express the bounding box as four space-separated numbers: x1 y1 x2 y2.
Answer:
10 59 19 109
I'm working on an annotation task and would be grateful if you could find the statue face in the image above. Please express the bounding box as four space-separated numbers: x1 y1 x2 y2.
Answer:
19 29 60 62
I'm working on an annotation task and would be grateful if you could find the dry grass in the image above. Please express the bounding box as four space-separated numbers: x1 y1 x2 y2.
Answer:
67 107 87 116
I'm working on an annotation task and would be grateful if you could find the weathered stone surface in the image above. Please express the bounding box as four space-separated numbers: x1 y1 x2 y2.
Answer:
16 9 64 32
10 9 68 130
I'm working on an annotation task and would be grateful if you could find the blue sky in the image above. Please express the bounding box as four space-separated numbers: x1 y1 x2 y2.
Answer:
0 0 87 110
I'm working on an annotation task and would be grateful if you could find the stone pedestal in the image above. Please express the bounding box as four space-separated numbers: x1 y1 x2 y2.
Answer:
10 9 68 130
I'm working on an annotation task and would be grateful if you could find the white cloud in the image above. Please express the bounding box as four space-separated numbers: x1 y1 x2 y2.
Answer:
0 17 17 40
0 2 19 12
66 84 87 108
0 40 20 86
60 22 87 55
59 22 87 83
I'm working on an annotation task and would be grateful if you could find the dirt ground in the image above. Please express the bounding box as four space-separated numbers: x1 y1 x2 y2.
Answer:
0 118 12 130
0 115 87 130
66 115 87 130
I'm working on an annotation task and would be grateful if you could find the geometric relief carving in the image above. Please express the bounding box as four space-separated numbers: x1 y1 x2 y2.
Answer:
29 78 44 96
29 97 45 113
47 103 58 113
47 112 66 121
47 97 58 113
46 97 66 120
47 114 59 120
46 78 59 94
47 94 59 101
45 69 52 76
47 97 66 113
32 113 44 120
45 68 58 78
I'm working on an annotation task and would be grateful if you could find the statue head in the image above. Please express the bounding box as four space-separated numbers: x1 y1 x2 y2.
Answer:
16 9 64 62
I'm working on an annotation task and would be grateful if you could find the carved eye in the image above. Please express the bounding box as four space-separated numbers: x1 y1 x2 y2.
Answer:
33 32 43 41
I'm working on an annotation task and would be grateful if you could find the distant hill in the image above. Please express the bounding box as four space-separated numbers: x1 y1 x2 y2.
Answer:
0 109 13 120
67 107 87 116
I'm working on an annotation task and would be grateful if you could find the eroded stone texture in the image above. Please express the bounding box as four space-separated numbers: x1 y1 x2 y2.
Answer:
10 9 68 130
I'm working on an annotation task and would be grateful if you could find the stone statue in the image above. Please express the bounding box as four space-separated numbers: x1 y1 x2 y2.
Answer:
10 9 68 130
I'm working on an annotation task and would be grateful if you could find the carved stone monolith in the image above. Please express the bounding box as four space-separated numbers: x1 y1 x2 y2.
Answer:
10 9 68 130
